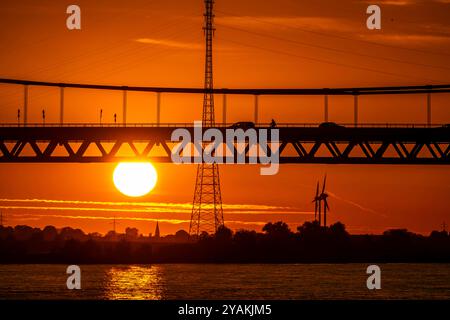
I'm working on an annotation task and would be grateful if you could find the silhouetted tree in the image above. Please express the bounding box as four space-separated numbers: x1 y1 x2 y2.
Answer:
430 230 449 239
60 227 86 241
88 232 102 239
42 225 58 242
262 221 292 239
175 230 190 241
14 225 35 241
105 230 117 240
215 225 233 243
199 231 210 242
297 220 322 238
383 228 413 238
125 227 139 240
328 222 349 238
0 226 13 240
234 229 257 246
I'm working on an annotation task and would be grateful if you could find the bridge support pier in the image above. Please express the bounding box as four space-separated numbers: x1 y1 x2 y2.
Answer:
254 95 259 124
156 92 161 126
60 87 64 124
23 85 28 125
223 94 227 124
427 92 432 126
324 95 329 122
354 95 358 126
122 89 127 125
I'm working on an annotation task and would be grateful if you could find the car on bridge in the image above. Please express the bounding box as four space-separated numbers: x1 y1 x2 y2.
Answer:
229 122 256 130
318 122 346 129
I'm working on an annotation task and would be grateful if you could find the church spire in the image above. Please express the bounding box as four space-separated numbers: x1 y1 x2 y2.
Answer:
154 221 160 238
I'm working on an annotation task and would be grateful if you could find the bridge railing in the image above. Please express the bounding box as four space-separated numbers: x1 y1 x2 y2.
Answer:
0 122 447 128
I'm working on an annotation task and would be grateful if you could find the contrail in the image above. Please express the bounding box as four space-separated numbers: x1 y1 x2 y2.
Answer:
298 180 386 218
327 191 387 218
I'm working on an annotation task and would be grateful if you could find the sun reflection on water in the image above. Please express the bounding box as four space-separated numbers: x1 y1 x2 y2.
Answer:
103 265 164 300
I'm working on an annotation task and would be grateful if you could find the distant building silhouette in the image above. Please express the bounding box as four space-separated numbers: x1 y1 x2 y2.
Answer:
154 221 160 239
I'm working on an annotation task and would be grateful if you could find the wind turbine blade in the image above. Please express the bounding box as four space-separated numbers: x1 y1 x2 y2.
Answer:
322 174 327 194
315 182 319 197
325 199 330 211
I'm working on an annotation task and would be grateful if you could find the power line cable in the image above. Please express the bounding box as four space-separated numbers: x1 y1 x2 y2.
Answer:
5 11 200 77
217 36 443 82
216 9 450 58
217 23 450 71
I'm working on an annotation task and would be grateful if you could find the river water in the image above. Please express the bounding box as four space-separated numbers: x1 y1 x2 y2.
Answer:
0 264 449 299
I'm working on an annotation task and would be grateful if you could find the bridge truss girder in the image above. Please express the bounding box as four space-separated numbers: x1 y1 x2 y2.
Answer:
0 127 449 164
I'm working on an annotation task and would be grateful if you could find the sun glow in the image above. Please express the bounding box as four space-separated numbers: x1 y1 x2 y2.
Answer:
113 162 158 197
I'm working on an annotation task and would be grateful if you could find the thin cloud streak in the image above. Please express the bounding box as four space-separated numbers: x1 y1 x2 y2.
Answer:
0 205 311 216
0 198 292 211
9 213 270 227
362 33 450 44
0 205 189 214
216 15 354 33
135 38 202 50
217 11 450 46
363 0 416 5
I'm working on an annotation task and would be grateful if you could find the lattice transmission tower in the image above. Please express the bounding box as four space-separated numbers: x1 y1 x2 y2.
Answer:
190 0 224 236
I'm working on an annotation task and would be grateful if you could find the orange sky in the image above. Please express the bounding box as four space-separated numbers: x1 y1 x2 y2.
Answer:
0 0 449 235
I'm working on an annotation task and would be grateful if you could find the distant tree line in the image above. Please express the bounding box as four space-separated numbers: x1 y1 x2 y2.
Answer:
0 221 449 263
164 221 450 263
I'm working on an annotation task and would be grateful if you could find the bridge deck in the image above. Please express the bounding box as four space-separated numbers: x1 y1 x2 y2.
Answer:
0 125 449 164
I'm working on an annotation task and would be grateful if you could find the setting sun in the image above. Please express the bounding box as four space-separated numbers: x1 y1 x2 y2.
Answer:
113 162 158 197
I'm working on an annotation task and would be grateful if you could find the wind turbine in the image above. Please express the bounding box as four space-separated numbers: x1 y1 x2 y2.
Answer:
312 181 321 223
319 175 330 227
